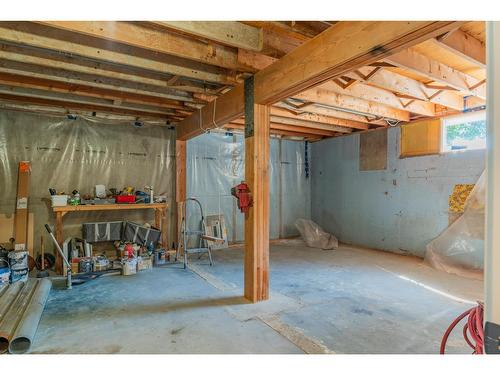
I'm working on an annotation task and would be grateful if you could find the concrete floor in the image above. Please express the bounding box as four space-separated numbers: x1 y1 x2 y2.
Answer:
32 242 483 354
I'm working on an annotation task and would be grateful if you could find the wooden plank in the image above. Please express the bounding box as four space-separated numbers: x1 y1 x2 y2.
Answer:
319 80 436 116
175 140 187 203
253 21 463 105
294 87 411 122
270 107 369 130
177 21 461 139
14 161 31 253
152 21 263 51
0 71 187 109
230 118 342 137
37 21 254 72
0 44 223 94
0 24 236 85
53 203 167 212
436 28 485 67
0 92 172 119
385 48 486 99
244 103 270 302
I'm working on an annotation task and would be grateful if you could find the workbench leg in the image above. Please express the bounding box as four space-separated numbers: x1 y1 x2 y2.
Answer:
155 208 165 248
55 211 63 274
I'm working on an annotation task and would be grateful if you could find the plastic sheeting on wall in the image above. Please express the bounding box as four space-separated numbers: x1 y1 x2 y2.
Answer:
186 132 311 243
0 110 175 254
424 171 485 279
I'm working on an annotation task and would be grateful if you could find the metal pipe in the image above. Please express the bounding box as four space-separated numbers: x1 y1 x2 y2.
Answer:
44 224 72 289
0 279 37 353
9 278 51 354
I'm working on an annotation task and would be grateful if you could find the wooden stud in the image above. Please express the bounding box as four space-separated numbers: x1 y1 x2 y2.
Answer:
175 140 187 251
244 103 270 302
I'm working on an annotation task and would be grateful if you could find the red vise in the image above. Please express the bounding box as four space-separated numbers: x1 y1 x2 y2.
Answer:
231 181 253 214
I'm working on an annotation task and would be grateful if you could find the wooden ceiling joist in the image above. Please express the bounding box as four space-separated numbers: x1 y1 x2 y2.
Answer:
36 21 262 73
435 28 486 67
0 71 188 110
0 92 174 120
151 21 264 52
346 66 465 111
0 23 238 85
177 21 463 140
385 48 486 99
294 87 411 122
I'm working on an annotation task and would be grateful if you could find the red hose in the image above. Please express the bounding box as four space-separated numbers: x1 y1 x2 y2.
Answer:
440 303 484 354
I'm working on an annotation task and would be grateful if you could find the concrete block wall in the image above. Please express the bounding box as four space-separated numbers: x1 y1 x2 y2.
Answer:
311 126 485 258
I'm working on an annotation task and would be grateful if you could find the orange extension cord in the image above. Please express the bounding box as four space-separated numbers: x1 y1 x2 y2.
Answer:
440 303 484 354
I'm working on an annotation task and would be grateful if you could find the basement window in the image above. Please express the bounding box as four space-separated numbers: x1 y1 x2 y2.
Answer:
441 111 486 152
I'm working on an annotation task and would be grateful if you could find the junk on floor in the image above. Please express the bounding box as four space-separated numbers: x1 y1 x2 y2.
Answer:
295 219 338 250
0 278 51 354
425 171 485 279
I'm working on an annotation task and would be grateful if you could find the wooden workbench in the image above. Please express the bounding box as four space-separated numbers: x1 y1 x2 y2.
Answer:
52 203 168 273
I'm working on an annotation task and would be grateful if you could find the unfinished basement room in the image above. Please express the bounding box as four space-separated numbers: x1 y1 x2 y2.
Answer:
1 3 500 370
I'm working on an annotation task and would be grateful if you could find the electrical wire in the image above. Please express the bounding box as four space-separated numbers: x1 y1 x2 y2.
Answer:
440 302 484 354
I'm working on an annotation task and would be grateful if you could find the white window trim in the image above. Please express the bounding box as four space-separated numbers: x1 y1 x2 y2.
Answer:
441 110 486 153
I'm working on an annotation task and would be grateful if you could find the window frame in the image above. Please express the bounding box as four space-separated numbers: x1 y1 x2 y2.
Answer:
440 110 487 153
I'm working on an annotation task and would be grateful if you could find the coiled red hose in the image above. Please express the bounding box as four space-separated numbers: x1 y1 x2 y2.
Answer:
440 303 484 354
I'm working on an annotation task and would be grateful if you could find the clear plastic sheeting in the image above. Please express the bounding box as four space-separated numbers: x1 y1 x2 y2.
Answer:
425 171 485 279
187 132 311 243
0 110 175 254
295 218 338 250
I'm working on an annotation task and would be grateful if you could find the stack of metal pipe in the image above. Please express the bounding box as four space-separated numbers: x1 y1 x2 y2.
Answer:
0 278 51 354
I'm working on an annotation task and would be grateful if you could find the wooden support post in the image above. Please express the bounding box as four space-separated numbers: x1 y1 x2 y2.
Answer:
244 77 270 303
176 140 187 251
485 21 500 354
14 161 31 254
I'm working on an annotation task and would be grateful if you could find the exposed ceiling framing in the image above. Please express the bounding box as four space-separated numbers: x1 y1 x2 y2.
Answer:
0 21 487 140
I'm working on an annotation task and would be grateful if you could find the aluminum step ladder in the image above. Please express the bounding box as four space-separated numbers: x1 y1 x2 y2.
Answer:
175 197 217 269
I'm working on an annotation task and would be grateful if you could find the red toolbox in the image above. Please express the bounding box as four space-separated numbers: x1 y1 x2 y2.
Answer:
115 195 136 204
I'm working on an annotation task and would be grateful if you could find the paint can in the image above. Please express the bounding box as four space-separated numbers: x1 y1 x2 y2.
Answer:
8 250 28 270
153 249 166 266
0 266 10 285
121 258 137 276
78 258 93 274
10 267 28 283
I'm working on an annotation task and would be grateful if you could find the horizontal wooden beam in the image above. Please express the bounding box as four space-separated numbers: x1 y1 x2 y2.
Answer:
385 48 486 99
228 120 340 137
151 21 263 51
270 106 369 130
345 66 465 111
37 21 257 72
177 21 462 139
320 80 436 116
0 23 237 85
0 92 172 119
0 44 222 95
294 87 411 122
0 71 188 110
436 28 486 67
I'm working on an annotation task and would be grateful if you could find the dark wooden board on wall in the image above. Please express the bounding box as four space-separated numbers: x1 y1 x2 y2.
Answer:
359 129 388 171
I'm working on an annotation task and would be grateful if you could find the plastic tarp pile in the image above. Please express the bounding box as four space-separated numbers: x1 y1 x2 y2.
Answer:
295 218 338 250
187 132 311 243
425 171 485 279
0 110 175 253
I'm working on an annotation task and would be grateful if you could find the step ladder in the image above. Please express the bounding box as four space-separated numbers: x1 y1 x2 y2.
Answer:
175 198 224 269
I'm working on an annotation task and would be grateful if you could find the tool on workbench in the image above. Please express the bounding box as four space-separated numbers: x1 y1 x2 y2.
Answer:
175 198 225 269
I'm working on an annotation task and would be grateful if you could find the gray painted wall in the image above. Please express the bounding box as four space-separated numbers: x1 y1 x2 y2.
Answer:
311 126 485 258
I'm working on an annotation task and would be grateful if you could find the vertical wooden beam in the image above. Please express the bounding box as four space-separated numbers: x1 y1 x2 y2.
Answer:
485 21 500 354
175 140 187 251
244 77 270 303
55 211 63 274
